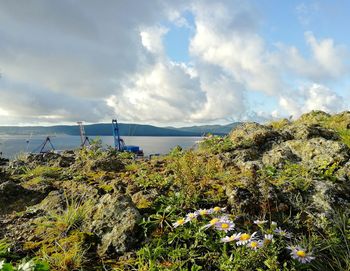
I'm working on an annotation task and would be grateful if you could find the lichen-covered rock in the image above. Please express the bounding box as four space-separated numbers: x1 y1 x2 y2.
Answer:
34 190 66 213
89 156 124 172
286 138 349 168
230 123 284 149
88 193 141 256
131 188 158 209
262 145 301 168
0 181 47 215
284 124 339 140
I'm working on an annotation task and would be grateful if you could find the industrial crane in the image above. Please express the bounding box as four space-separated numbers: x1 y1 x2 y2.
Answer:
77 121 90 147
32 136 55 153
112 119 143 156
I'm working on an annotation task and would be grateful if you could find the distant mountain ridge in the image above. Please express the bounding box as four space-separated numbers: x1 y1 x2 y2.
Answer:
0 122 241 136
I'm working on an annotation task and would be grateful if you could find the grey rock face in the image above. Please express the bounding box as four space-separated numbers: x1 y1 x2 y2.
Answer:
286 138 349 168
285 124 339 140
230 123 285 150
224 118 350 218
89 193 141 256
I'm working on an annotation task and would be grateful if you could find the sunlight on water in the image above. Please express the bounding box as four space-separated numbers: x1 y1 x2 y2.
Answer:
0 135 201 159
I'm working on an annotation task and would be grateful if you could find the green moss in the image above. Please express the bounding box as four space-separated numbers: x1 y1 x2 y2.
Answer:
98 184 114 193
21 166 62 180
268 118 291 130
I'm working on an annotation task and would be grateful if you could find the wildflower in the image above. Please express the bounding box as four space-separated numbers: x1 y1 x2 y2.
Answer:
254 219 268 225
197 209 210 216
185 212 198 222
271 221 277 229
247 240 263 250
221 233 241 243
236 232 257 246
202 217 220 229
263 234 274 245
17 259 36 271
274 227 292 238
202 216 229 229
210 206 227 213
0 260 4 269
287 246 315 263
173 218 186 228
214 221 235 232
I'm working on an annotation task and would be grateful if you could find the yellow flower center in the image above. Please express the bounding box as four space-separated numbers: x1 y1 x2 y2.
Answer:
221 223 229 229
188 213 196 218
177 219 185 225
199 210 207 215
296 250 306 258
250 241 258 248
240 233 251 241
213 207 221 212
210 218 219 225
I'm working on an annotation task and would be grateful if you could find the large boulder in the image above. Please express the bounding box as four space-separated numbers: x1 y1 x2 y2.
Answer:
262 145 301 168
88 193 141 256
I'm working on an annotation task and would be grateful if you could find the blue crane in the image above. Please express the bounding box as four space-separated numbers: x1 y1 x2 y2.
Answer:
112 119 143 156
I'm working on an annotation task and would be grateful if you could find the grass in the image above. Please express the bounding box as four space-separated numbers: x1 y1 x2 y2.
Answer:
24 195 93 271
4 110 350 270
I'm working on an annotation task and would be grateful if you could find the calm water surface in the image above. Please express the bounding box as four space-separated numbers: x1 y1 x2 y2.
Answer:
0 135 201 159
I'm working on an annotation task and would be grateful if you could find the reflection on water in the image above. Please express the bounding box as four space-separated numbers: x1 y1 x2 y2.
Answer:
0 135 201 159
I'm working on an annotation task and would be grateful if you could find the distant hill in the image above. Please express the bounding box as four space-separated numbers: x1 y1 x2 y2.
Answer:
175 123 240 135
0 122 241 136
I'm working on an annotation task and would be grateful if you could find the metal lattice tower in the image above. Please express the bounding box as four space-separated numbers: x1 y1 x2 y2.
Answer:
77 121 90 147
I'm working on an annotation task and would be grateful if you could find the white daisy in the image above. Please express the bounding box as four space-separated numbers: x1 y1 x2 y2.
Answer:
274 227 292 238
247 240 263 250
236 232 257 246
173 218 186 228
214 221 235 232
220 233 241 243
287 246 315 263
185 212 198 222
253 219 268 225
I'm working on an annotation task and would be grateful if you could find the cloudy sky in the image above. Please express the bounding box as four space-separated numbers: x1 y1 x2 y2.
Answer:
0 0 349 126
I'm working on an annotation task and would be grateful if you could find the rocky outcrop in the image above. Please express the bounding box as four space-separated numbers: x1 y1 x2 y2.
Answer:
224 112 350 218
88 193 141 256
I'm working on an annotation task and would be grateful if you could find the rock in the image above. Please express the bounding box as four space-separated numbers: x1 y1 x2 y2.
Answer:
90 155 124 172
88 193 141 256
0 181 47 215
286 138 349 168
34 190 66 213
58 155 75 167
0 157 9 166
262 145 301 168
229 123 289 151
298 110 331 124
131 189 158 209
284 124 339 140
312 179 350 215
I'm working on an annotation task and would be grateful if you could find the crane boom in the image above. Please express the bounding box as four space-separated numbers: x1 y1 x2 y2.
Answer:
77 121 90 147
112 119 124 151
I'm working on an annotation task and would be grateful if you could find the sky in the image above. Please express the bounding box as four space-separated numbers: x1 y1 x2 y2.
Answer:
0 0 349 126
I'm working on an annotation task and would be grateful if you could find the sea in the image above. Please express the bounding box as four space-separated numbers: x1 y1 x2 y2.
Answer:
0 135 202 159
